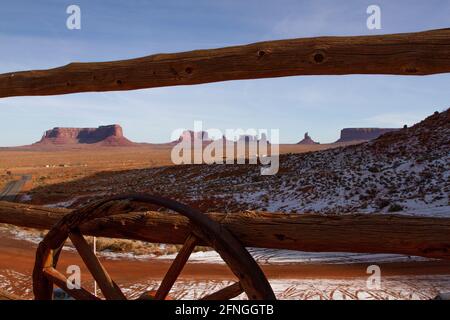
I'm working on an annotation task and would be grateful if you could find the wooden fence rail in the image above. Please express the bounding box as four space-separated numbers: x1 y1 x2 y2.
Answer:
1 201 449 260
0 29 449 263
1 28 450 98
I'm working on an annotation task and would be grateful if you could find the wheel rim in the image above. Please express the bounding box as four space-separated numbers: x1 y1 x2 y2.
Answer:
33 193 275 300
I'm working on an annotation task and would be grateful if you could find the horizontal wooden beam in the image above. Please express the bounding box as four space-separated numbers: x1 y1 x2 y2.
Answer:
1 201 449 260
1 28 450 98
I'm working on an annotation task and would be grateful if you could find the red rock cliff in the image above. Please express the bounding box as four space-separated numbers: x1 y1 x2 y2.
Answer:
36 124 134 146
297 132 319 145
336 128 399 143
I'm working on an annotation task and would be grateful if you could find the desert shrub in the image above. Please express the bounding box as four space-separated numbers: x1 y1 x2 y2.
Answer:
375 198 390 209
360 201 368 209
388 203 404 212
368 166 380 173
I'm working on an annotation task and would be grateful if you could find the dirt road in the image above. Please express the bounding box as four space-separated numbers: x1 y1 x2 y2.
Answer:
0 175 31 201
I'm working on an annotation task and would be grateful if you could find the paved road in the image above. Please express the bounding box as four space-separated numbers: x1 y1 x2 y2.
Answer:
0 175 31 201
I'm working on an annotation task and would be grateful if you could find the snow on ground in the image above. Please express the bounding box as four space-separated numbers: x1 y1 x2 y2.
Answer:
44 198 78 208
111 275 450 300
45 110 448 216
1 111 448 300
19 194 32 202
157 248 429 265
3 267 448 300
0 225 431 265
0 225 44 245
0 270 33 298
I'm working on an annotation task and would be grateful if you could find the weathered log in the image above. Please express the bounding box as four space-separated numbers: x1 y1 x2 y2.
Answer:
32 194 276 300
1 29 450 98
3 201 450 260
0 201 449 260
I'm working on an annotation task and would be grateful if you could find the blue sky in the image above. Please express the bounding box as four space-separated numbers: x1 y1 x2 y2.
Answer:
0 0 450 146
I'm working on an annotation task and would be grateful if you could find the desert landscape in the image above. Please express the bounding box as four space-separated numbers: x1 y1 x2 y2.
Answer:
0 108 449 300
1 3 450 305
0 123 364 204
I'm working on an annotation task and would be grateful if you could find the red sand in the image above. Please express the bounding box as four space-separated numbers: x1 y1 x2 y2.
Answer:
1 234 450 299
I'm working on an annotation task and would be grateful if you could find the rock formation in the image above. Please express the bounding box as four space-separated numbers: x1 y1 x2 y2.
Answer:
179 130 210 142
35 124 135 146
238 135 258 143
297 132 319 145
176 130 213 144
336 128 399 143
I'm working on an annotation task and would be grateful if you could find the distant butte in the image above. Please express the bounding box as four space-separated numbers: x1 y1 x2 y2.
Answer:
34 124 135 147
297 132 319 145
336 128 399 143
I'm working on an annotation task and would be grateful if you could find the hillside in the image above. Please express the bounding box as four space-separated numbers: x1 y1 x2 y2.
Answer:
25 109 449 216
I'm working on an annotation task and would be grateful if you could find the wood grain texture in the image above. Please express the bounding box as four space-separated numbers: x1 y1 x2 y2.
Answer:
69 229 126 300
155 233 198 300
42 267 99 300
1 201 449 260
1 29 450 98
31 193 275 300
201 282 244 300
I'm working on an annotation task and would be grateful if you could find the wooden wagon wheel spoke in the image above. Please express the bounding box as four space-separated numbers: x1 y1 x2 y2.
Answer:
201 282 244 300
43 267 99 300
68 229 126 300
52 247 63 267
33 193 275 300
154 233 198 300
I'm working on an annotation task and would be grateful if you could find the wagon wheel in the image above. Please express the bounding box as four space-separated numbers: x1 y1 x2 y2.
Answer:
33 193 276 300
